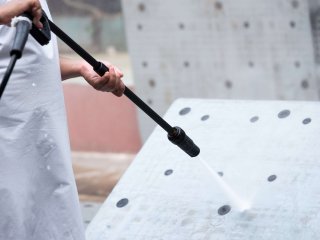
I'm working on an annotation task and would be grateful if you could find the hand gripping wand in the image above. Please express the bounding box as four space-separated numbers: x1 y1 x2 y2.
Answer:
2 11 200 158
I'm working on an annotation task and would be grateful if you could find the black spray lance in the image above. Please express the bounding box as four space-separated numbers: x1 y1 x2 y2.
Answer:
1 10 200 158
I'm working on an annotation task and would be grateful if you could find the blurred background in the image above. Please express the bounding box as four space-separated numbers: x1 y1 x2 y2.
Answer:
48 0 320 226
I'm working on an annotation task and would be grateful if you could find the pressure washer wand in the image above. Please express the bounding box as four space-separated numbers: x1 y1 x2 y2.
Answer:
48 19 200 157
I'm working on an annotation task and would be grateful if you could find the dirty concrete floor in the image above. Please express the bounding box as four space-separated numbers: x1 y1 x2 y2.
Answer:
72 151 135 202
72 152 135 227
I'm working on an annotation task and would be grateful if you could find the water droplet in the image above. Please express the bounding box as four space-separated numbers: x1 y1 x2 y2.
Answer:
32 83 37 87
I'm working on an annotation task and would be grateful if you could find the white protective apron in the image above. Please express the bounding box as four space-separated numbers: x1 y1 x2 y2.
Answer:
0 1 85 239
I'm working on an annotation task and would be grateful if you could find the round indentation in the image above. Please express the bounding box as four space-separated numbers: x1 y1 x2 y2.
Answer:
164 169 173 176
147 99 153 105
248 61 254 68
292 0 299 9
84 220 91 224
225 80 232 89
217 171 224 177
302 118 311 125
268 175 277 182
149 79 156 88
250 116 259 123
290 21 296 28
218 205 231 216
243 21 250 29
116 198 129 208
184 61 190 68
294 61 301 68
179 23 185 30
138 3 145 12
278 110 290 119
201 115 210 121
142 61 148 67
179 107 191 115
215 1 223 10
84 204 93 208
137 24 143 30
301 79 309 89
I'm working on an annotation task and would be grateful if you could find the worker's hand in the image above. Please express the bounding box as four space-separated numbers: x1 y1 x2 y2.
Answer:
0 0 43 28
80 61 125 97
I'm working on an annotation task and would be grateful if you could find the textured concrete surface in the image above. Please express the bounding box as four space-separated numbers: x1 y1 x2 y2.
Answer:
86 99 320 240
73 152 135 228
122 0 319 140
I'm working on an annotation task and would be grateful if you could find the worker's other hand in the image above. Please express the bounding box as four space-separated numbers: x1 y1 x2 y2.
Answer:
26 0 43 28
0 0 43 28
80 61 125 97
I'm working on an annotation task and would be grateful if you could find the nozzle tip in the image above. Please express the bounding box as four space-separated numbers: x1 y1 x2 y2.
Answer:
168 127 200 157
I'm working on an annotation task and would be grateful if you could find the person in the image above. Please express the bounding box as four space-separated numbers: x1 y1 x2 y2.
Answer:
0 0 125 239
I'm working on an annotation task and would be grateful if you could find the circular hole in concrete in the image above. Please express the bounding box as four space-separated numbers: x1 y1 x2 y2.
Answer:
138 3 145 12
294 61 301 68
301 79 309 89
217 171 224 177
149 79 156 88
292 0 299 9
179 23 185 30
201 115 210 121
137 24 143 30
268 175 277 182
243 21 250 29
116 198 129 208
215 1 223 10
225 80 233 89
142 61 148 68
184 61 190 68
147 99 153 105
164 169 173 176
278 110 290 119
302 118 312 125
248 61 254 68
179 107 191 115
218 205 231 216
290 21 296 28
250 116 259 123
84 220 91 224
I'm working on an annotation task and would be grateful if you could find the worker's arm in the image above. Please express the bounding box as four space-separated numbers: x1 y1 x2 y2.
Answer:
59 57 125 97
0 0 42 28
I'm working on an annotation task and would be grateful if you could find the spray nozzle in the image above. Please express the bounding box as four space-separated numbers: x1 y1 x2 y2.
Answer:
168 127 200 157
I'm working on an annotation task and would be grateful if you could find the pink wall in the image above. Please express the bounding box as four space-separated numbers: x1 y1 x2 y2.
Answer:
63 84 142 153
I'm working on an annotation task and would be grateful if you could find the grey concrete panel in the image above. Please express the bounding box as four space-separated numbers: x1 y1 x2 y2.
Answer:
86 99 320 240
122 0 319 140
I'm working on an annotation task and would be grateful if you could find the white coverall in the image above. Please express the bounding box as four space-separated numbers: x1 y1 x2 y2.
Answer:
0 1 85 239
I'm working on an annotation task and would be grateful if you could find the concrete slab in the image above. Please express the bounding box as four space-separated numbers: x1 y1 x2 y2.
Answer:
86 99 320 239
122 0 319 140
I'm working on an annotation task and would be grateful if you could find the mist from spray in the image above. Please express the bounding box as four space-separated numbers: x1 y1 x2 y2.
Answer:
196 155 250 211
